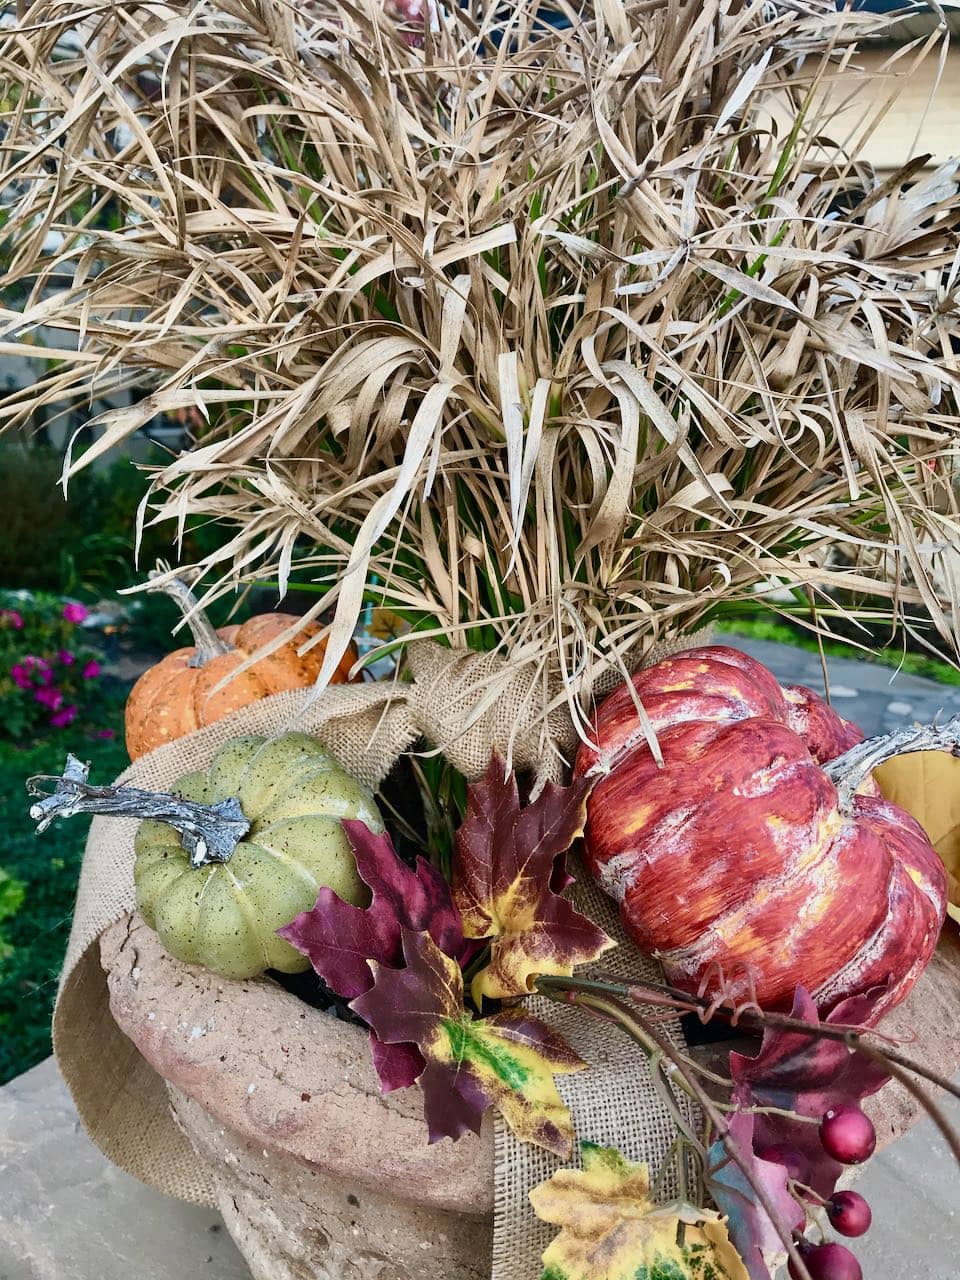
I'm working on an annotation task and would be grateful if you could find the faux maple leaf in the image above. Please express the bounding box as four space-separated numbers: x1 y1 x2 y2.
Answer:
706 1111 804 1280
278 820 469 1090
730 985 890 1198
530 1141 749 1280
351 927 585 1156
452 754 614 1002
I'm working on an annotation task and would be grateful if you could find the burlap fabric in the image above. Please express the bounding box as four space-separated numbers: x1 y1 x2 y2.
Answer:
491 875 696 1279
52 635 702 1269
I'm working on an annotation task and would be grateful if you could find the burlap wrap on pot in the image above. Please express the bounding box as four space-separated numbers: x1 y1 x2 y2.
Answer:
53 637 701 1277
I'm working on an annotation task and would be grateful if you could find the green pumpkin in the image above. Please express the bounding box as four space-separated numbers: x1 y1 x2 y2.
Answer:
133 733 382 979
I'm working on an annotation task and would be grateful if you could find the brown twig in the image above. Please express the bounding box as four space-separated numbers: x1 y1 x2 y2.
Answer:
541 985 815 1280
27 755 249 868
537 974 960 1158
844 1036 960 1168
553 972 960 1104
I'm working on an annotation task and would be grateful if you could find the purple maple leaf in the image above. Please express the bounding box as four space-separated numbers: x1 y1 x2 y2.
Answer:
706 1111 804 1280
368 1037 426 1093
278 821 468 1092
730 985 890 1198
452 755 612 1000
352 928 583 1152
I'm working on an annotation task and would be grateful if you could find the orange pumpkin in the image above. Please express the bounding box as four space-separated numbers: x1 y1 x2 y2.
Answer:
574 646 947 1022
125 576 358 759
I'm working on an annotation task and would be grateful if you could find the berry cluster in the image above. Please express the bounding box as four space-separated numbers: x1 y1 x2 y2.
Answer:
787 1106 877 1280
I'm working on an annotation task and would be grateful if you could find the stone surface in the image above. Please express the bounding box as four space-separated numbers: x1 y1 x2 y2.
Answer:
726 633 960 739
100 914 493 1279
173 1088 488 1280
0 1057 248 1280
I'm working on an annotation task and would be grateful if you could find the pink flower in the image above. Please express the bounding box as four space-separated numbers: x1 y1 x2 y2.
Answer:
81 659 100 680
63 602 89 624
97 728 115 739
10 664 31 689
58 649 75 666
50 704 78 728
0 609 23 629
14 655 52 685
35 686 63 711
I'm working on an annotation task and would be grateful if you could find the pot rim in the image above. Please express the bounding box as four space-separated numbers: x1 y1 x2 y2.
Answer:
101 913 496 1218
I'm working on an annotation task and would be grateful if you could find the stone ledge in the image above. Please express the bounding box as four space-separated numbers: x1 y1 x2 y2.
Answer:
0 1057 249 1280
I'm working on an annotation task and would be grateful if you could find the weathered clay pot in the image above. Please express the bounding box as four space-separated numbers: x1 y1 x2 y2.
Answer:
101 915 494 1280
101 913 960 1280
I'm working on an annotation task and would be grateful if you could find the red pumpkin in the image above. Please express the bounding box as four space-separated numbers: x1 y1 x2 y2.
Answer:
574 646 947 1021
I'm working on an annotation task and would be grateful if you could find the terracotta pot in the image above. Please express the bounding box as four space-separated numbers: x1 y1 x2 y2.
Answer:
101 914 960 1280
100 914 494 1280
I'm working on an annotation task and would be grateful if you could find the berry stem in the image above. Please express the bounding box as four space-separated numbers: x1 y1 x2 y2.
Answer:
539 972 960 1103
26 754 249 868
538 973 960 1173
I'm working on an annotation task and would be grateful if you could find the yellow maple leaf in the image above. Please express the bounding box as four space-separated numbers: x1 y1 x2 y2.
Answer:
874 753 960 924
530 1142 749 1280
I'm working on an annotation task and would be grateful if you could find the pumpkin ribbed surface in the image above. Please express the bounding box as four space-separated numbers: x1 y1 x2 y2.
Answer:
134 733 382 978
574 646 947 1020
125 614 357 759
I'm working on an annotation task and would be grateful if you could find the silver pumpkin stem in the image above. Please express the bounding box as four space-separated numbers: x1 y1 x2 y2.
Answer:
823 713 960 813
27 755 250 868
148 566 233 667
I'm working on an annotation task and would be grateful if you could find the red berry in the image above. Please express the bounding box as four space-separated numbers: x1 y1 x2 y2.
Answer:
819 1106 876 1164
788 1241 863 1280
755 1142 810 1184
827 1190 872 1237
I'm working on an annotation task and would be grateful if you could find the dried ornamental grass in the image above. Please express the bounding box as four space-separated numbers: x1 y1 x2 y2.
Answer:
1 0 960 754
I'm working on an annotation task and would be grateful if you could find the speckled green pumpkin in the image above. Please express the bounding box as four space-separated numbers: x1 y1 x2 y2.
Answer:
133 733 382 979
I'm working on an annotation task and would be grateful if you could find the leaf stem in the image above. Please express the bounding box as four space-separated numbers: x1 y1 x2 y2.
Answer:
539 982 815 1280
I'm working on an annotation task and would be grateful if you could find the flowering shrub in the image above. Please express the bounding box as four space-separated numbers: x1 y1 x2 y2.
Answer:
0 592 109 742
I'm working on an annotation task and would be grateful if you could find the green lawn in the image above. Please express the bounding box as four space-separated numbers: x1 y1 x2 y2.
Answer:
0 687 129 1084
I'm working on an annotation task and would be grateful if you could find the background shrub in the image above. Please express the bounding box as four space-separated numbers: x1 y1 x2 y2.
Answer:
0 591 110 741
0 440 236 648
0 704 129 1083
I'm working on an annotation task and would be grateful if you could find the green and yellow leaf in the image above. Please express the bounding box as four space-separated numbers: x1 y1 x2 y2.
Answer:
351 928 585 1155
531 1142 749 1280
